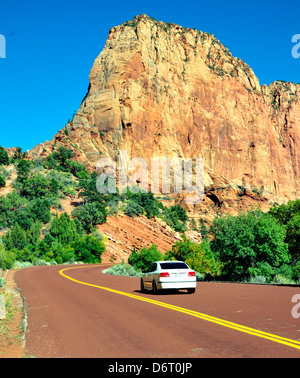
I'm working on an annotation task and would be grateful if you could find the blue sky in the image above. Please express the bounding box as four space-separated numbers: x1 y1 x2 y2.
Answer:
0 0 299 151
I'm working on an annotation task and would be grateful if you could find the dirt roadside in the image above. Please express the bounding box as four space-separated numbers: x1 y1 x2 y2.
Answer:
0 269 25 358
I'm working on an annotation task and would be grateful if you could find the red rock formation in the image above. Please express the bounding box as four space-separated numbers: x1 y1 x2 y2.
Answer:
30 14 299 203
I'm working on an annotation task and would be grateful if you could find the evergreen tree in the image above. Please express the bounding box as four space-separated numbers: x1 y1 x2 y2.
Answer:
0 146 9 165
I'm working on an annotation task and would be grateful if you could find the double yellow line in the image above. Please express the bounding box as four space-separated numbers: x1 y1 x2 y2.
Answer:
59 264 300 351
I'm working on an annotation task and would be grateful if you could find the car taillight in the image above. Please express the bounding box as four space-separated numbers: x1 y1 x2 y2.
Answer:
188 271 196 277
159 272 170 277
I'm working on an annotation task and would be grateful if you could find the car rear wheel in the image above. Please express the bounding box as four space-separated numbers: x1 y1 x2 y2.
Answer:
152 280 158 294
140 278 145 292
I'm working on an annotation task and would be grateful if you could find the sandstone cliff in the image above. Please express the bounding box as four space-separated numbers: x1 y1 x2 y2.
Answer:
31 14 300 207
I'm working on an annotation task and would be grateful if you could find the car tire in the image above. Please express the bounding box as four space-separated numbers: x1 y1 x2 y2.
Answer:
152 280 158 294
187 288 195 294
140 278 145 292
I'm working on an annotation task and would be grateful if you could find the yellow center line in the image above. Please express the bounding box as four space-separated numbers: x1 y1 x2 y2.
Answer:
59 264 300 351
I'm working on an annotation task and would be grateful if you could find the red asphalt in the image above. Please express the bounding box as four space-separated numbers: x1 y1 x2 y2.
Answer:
15 264 300 358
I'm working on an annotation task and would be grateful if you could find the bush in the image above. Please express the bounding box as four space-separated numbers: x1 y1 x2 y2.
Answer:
124 200 144 217
0 146 9 166
165 236 220 278
0 175 6 188
128 245 163 272
0 245 16 270
292 261 300 281
72 202 107 233
160 204 188 232
210 211 290 281
2 223 28 250
122 189 160 218
247 275 267 284
20 174 50 200
16 159 31 182
44 146 74 171
30 199 51 223
49 212 81 246
103 262 142 277
73 234 105 263
0 191 29 229
269 200 300 263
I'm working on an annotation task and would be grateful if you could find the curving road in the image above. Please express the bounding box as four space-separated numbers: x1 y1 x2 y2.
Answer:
15 264 300 358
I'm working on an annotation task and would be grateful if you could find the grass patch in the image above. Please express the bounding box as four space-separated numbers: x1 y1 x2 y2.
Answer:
103 262 142 277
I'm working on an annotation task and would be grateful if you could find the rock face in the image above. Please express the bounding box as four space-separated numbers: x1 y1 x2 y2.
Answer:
31 14 300 202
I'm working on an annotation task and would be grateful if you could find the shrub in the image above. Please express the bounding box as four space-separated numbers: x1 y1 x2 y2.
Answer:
0 245 16 270
269 200 300 263
210 211 290 281
0 146 9 165
45 146 74 171
2 223 27 250
73 234 105 263
292 261 300 281
49 212 80 246
160 204 188 232
20 174 50 200
122 189 160 218
124 200 144 217
247 275 267 284
16 159 31 182
103 262 142 277
30 198 51 223
0 175 6 188
165 236 220 278
72 202 107 233
128 245 163 272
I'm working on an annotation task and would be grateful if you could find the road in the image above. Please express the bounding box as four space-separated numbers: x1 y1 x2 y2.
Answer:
15 264 300 358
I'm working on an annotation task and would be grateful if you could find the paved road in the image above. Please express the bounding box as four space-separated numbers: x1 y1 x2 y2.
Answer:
15 264 300 358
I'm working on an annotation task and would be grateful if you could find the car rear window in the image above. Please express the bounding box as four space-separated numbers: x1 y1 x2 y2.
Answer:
159 262 189 270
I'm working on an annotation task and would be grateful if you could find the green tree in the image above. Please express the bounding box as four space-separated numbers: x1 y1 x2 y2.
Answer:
11 147 26 163
123 189 160 218
0 146 9 165
30 198 51 223
124 200 144 217
210 211 290 281
72 202 107 233
165 235 220 277
269 200 300 263
78 175 108 205
21 174 50 200
73 234 105 263
190 218 198 231
3 223 28 250
199 218 208 240
49 241 75 264
16 159 31 182
44 146 74 172
0 175 6 188
128 244 163 272
49 212 79 246
0 245 16 270
0 191 29 229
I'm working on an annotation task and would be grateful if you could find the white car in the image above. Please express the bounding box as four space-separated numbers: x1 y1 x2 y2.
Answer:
140 261 197 294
